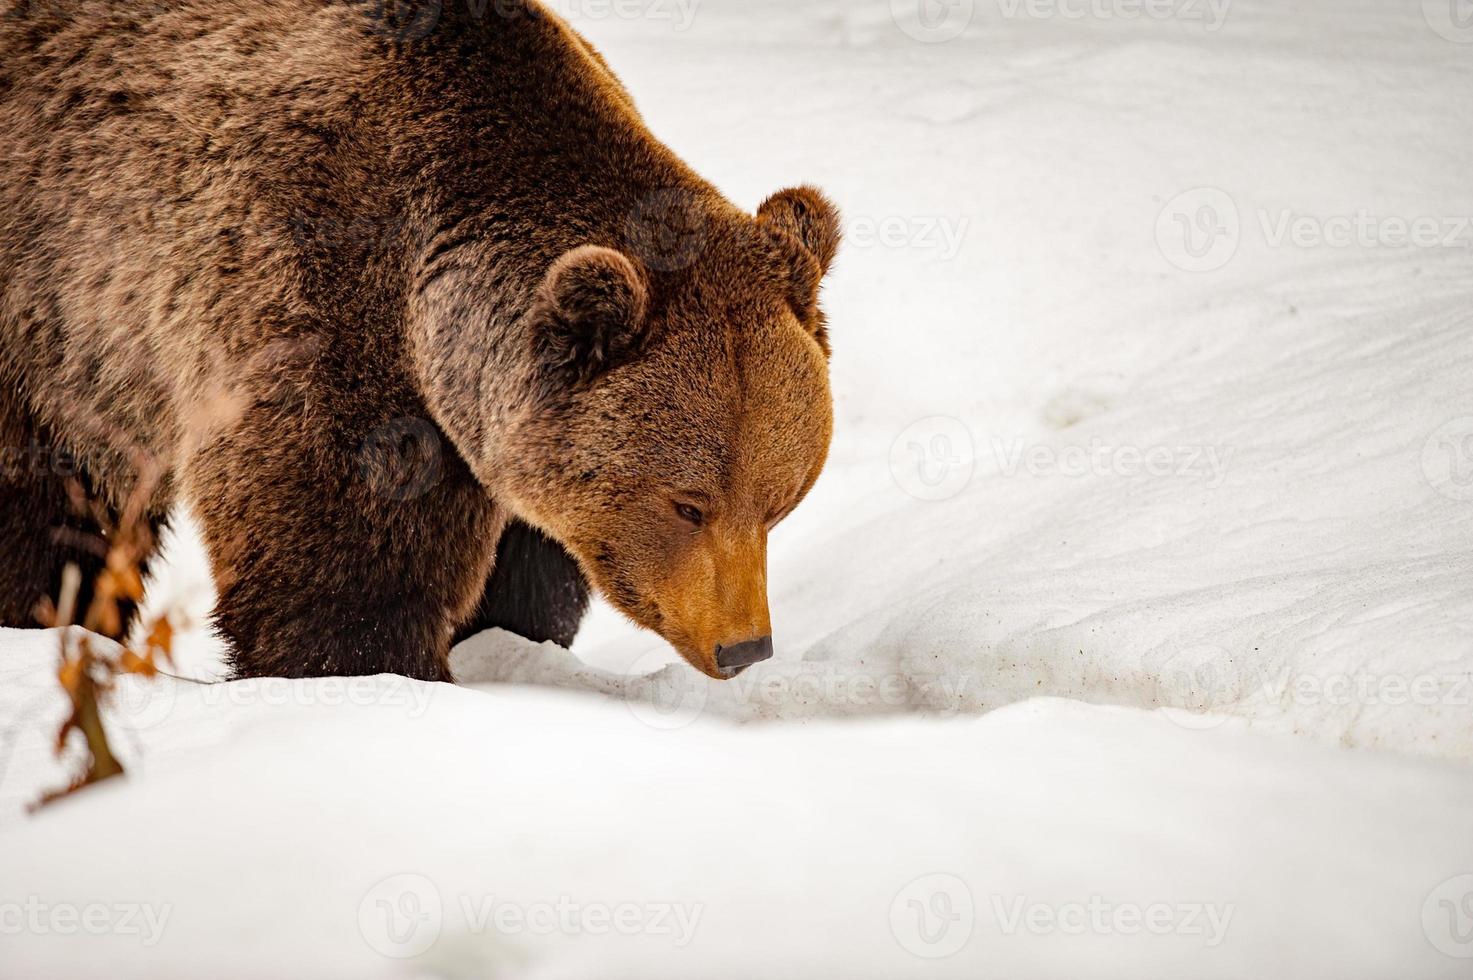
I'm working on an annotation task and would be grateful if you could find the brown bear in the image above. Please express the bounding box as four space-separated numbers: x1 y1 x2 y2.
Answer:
0 0 839 682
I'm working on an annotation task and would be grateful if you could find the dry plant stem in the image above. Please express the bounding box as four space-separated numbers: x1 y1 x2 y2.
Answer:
33 453 176 810
71 657 125 783
54 633 127 795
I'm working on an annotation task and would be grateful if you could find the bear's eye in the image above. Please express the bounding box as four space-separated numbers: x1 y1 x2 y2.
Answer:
674 502 705 527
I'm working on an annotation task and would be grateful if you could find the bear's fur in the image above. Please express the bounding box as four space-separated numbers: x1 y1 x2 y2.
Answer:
0 0 839 681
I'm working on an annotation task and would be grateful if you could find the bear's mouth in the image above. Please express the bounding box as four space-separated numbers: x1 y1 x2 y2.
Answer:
591 563 659 625
588 559 766 681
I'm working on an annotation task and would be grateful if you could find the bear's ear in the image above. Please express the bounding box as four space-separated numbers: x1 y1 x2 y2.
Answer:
758 186 841 274
532 245 650 388
757 186 841 338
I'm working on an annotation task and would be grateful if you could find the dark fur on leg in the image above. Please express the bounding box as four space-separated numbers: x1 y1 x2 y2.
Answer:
454 520 590 649
193 401 502 682
0 391 167 631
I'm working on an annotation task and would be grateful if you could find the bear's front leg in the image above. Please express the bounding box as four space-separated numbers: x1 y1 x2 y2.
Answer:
189 403 501 681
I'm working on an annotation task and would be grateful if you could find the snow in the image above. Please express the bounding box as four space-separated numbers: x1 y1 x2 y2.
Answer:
3 662 1472 979
3 0 1472 976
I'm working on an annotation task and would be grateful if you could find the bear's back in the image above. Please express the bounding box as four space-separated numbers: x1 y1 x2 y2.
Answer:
1 1 397 474
0 0 674 492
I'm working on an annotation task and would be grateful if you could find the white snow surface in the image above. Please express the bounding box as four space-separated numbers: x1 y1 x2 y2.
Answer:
3 0 1473 976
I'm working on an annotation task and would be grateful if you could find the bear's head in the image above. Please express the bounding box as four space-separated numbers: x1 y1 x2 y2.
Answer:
495 186 840 679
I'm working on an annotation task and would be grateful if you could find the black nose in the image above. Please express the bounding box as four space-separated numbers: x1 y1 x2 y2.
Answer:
716 636 773 674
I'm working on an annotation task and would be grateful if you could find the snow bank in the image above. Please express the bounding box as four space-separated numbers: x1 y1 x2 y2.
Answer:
2 634 1472 979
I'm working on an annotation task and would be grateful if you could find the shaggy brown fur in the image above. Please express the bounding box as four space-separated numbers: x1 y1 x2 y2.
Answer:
0 0 839 681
